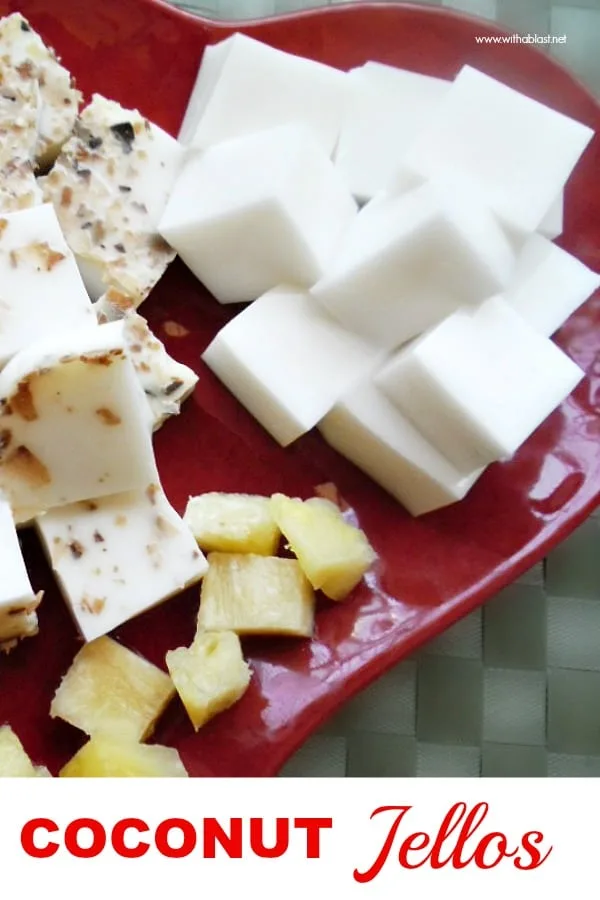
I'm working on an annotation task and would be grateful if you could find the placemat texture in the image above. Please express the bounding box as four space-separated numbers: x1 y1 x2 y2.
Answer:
168 0 600 776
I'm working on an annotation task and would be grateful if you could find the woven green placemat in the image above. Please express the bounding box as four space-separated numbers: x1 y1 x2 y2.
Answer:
281 508 600 777
168 0 600 776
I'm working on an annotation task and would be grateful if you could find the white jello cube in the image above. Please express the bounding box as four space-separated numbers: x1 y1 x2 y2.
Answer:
0 203 95 368
375 297 584 473
0 322 157 518
538 192 563 240
505 234 600 336
0 497 41 648
319 382 483 516
36 486 208 642
202 285 382 446
160 124 357 304
335 62 450 202
398 65 593 232
178 33 347 157
311 179 515 350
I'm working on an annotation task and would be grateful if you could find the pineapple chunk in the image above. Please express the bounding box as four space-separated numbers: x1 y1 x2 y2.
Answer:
198 552 315 637
166 631 250 731
60 736 188 777
270 493 377 600
51 636 175 741
0 725 49 777
184 492 280 555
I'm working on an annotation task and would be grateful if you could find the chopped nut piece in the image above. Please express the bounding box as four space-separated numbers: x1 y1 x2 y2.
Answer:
3 445 51 488
80 595 106 615
162 320 189 338
95 407 121 426
10 378 37 421
68 539 84 559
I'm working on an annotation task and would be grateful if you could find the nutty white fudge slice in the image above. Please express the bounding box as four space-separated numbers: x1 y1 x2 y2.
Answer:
96 293 198 430
36 485 208 642
40 94 185 308
0 496 42 651
0 321 157 522
0 161 42 213
0 13 81 169
0 21 41 211
0 203 95 369
122 312 198 430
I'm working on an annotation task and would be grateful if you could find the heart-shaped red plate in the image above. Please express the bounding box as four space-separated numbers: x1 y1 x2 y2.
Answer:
0 0 599 776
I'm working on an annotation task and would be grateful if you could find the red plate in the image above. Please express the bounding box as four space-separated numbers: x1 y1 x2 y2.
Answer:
1 0 599 777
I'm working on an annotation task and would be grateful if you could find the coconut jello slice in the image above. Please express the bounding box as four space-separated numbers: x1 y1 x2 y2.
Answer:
0 69 40 215
0 321 157 520
0 13 81 169
0 161 42 214
0 23 40 211
36 485 208 642
40 94 185 307
0 203 95 368
122 314 198 431
0 495 42 650
95 298 198 430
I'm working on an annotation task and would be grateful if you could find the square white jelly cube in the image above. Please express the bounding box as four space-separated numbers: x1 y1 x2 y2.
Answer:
335 62 450 202
505 234 600 336
320 381 484 516
399 65 593 232
37 486 208 642
311 178 515 350
202 285 382 446
375 296 584 473
178 33 347 157
160 123 357 304
538 192 563 240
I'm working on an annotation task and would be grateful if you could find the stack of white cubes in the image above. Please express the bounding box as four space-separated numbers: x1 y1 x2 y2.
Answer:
159 33 600 517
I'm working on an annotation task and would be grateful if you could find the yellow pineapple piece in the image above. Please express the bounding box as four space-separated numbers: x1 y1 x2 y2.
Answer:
198 552 315 637
60 736 188 777
184 492 280 555
51 636 175 741
270 493 377 601
166 631 250 731
0 725 49 777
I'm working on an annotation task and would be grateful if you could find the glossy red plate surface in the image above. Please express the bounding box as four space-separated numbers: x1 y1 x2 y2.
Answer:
0 0 599 777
